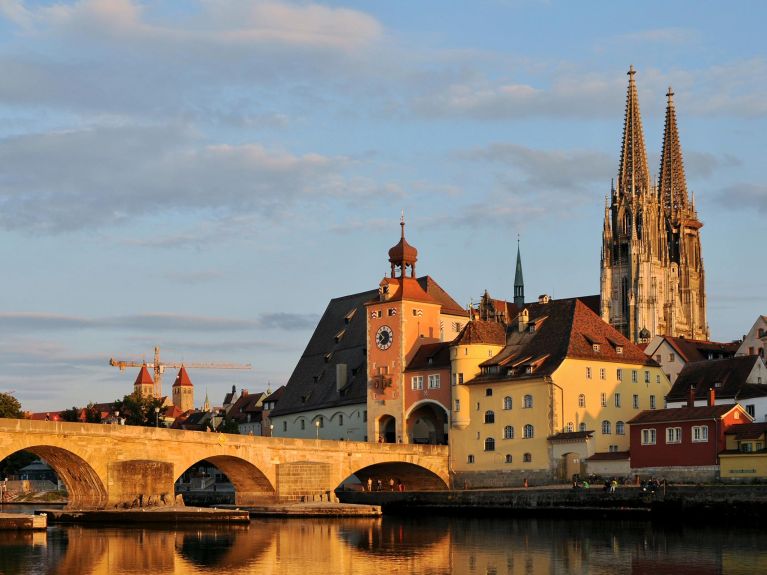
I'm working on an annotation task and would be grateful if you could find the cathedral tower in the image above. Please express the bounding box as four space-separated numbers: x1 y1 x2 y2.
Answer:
600 67 708 342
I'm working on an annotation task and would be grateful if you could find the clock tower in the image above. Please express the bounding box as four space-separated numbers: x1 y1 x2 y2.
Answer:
366 217 443 443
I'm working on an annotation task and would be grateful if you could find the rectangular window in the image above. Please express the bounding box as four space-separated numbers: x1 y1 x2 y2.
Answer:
282 421 287 432
601 393 607 407
452 373 457 386
454 399 460 412
586 367 592 379
300 420 305 430
614 393 621 408
641 428 656 445
617 368 623 381
650 395 656 410
747 404 755 418
633 394 639 409
632 370 638 383
411 376 424 390
600 368 606 380
669 352 675 361
644 371 650 383
363 410 367 422
692 425 709 442
387 308 396 316
655 354 661 363
467 455 475 464
428 374 440 389
338 414 343 426
458 373 464 385
666 427 681 444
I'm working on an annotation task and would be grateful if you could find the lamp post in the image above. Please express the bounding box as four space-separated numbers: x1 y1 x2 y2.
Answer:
154 406 160 428
269 424 274 437
315 419 320 439
114 410 120 425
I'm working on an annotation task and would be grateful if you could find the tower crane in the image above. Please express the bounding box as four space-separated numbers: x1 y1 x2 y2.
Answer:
109 346 251 398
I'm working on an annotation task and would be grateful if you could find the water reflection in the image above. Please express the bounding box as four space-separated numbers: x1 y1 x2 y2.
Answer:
2 515 766 574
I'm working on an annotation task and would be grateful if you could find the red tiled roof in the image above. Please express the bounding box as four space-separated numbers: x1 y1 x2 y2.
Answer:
724 422 767 440
628 404 743 425
134 365 154 386
547 431 594 441
172 366 193 387
453 320 506 346
405 342 451 371
660 336 738 363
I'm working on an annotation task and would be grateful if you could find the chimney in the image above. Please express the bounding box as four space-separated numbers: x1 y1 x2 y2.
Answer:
538 294 550 304
242 389 248 397
518 308 529 333
708 386 716 407
688 386 696 408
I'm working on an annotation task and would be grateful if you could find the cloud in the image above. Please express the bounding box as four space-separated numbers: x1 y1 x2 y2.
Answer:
0 123 350 231
713 183 767 213
0 311 319 332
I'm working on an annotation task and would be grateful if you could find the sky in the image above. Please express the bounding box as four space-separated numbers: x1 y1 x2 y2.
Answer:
0 0 765 413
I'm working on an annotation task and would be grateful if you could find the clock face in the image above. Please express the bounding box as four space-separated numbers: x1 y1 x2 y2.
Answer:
376 325 394 350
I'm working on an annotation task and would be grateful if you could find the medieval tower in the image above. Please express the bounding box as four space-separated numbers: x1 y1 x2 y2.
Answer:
600 66 708 343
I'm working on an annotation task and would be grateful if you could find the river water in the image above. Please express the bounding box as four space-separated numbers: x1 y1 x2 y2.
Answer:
1 505 765 574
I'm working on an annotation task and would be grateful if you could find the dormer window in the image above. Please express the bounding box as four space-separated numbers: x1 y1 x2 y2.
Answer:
616 346 623 355
528 324 536 333
593 344 600 353
525 365 533 374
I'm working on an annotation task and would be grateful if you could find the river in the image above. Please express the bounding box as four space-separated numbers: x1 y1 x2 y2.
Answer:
1 505 765 574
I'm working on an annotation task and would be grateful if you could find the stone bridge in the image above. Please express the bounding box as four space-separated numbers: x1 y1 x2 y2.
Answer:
0 418 449 509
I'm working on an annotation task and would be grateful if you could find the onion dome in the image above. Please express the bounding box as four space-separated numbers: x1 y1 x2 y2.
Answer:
388 216 418 278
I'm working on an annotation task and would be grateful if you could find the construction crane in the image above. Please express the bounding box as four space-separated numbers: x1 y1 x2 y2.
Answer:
109 346 252 398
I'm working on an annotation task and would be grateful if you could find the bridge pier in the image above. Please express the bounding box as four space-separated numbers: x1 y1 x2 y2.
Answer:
107 460 176 509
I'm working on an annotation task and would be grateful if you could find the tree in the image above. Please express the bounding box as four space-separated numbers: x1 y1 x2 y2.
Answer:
217 416 240 435
112 393 165 426
0 392 23 419
61 407 81 422
84 403 102 423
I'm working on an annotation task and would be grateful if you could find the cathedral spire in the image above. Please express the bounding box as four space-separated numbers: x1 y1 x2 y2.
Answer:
513 236 524 307
658 86 689 216
617 65 651 197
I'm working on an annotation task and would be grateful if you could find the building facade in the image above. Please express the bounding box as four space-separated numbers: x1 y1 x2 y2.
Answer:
600 67 707 343
736 315 767 359
643 335 738 385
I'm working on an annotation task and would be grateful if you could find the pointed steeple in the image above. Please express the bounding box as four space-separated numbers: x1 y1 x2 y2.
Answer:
172 366 193 388
514 236 524 308
658 86 689 215
617 66 651 197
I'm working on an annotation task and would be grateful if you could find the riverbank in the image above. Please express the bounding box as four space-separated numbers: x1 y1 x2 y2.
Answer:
0 513 47 530
221 502 382 518
337 484 767 522
36 506 250 525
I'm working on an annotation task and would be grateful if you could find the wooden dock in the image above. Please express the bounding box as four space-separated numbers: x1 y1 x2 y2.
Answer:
0 512 47 531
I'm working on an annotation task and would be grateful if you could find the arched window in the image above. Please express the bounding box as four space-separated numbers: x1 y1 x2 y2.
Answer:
523 452 532 463
579 422 587 432
505 454 513 464
578 394 585 408
566 422 574 433
523 424 534 439
616 421 625 435
523 395 533 408
602 420 611 435
484 437 495 452
503 396 512 410
484 410 495 424
504 425 514 439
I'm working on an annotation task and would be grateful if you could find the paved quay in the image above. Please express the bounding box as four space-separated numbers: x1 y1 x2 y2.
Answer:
36 506 249 524
0 512 47 530
223 502 382 518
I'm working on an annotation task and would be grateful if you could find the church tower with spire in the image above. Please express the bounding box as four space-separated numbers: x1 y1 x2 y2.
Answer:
600 67 708 343
514 238 525 308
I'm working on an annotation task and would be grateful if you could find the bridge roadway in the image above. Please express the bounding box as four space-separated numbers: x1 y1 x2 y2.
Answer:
0 418 449 509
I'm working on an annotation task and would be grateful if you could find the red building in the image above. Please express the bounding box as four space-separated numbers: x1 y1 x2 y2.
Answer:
628 389 751 475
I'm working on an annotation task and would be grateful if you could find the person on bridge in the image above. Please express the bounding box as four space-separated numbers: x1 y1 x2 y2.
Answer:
367 478 373 492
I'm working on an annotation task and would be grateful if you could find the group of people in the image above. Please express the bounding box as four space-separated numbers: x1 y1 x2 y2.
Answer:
366 477 405 492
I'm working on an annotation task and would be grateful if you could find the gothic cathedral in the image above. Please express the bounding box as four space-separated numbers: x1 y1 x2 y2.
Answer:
600 66 708 343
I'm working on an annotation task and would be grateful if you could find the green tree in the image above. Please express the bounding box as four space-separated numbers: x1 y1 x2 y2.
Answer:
217 416 240 434
60 407 80 422
112 393 165 426
0 392 23 418
84 403 102 423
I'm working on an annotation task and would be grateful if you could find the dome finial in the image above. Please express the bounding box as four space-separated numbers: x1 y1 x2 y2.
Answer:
388 214 418 279
400 209 405 238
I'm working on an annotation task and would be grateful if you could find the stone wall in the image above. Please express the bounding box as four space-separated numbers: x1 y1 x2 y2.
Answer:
630 465 718 484
452 468 551 489
276 461 336 502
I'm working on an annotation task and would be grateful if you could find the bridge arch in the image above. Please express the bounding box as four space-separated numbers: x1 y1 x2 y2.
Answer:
405 399 449 445
342 461 448 492
1 445 107 508
175 454 275 505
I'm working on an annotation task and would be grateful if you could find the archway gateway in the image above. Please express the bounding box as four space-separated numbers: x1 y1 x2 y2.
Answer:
406 402 449 445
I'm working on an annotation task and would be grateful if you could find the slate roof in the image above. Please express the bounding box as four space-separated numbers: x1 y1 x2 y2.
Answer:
666 355 764 403
662 337 739 363
725 422 767 440
454 320 506 346
263 385 285 405
467 297 655 385
271 276 465 418
405 342 451 371
228 392 266 424
628 404 741 425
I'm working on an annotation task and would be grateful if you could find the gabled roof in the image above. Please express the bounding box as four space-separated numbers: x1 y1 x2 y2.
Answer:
453 320 506 346
658 336 738 363
666 355 762 402
405 342 451 371
228 392 266 423
628 404 744 425
263 385 285 405
467 297 655 385
134 365 154 386
172 366 193 387
586 451 630 461
417 276 468 317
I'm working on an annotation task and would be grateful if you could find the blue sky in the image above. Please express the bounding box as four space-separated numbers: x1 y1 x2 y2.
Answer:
0 0 764 413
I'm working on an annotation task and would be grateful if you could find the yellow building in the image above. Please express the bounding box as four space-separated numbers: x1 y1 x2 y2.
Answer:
450 296 670 487
719 422 767 481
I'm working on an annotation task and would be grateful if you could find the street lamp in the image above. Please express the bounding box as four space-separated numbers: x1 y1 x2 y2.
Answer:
269 424 274 437
315 419 320 439
114 410 120 425
154 406 160 428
